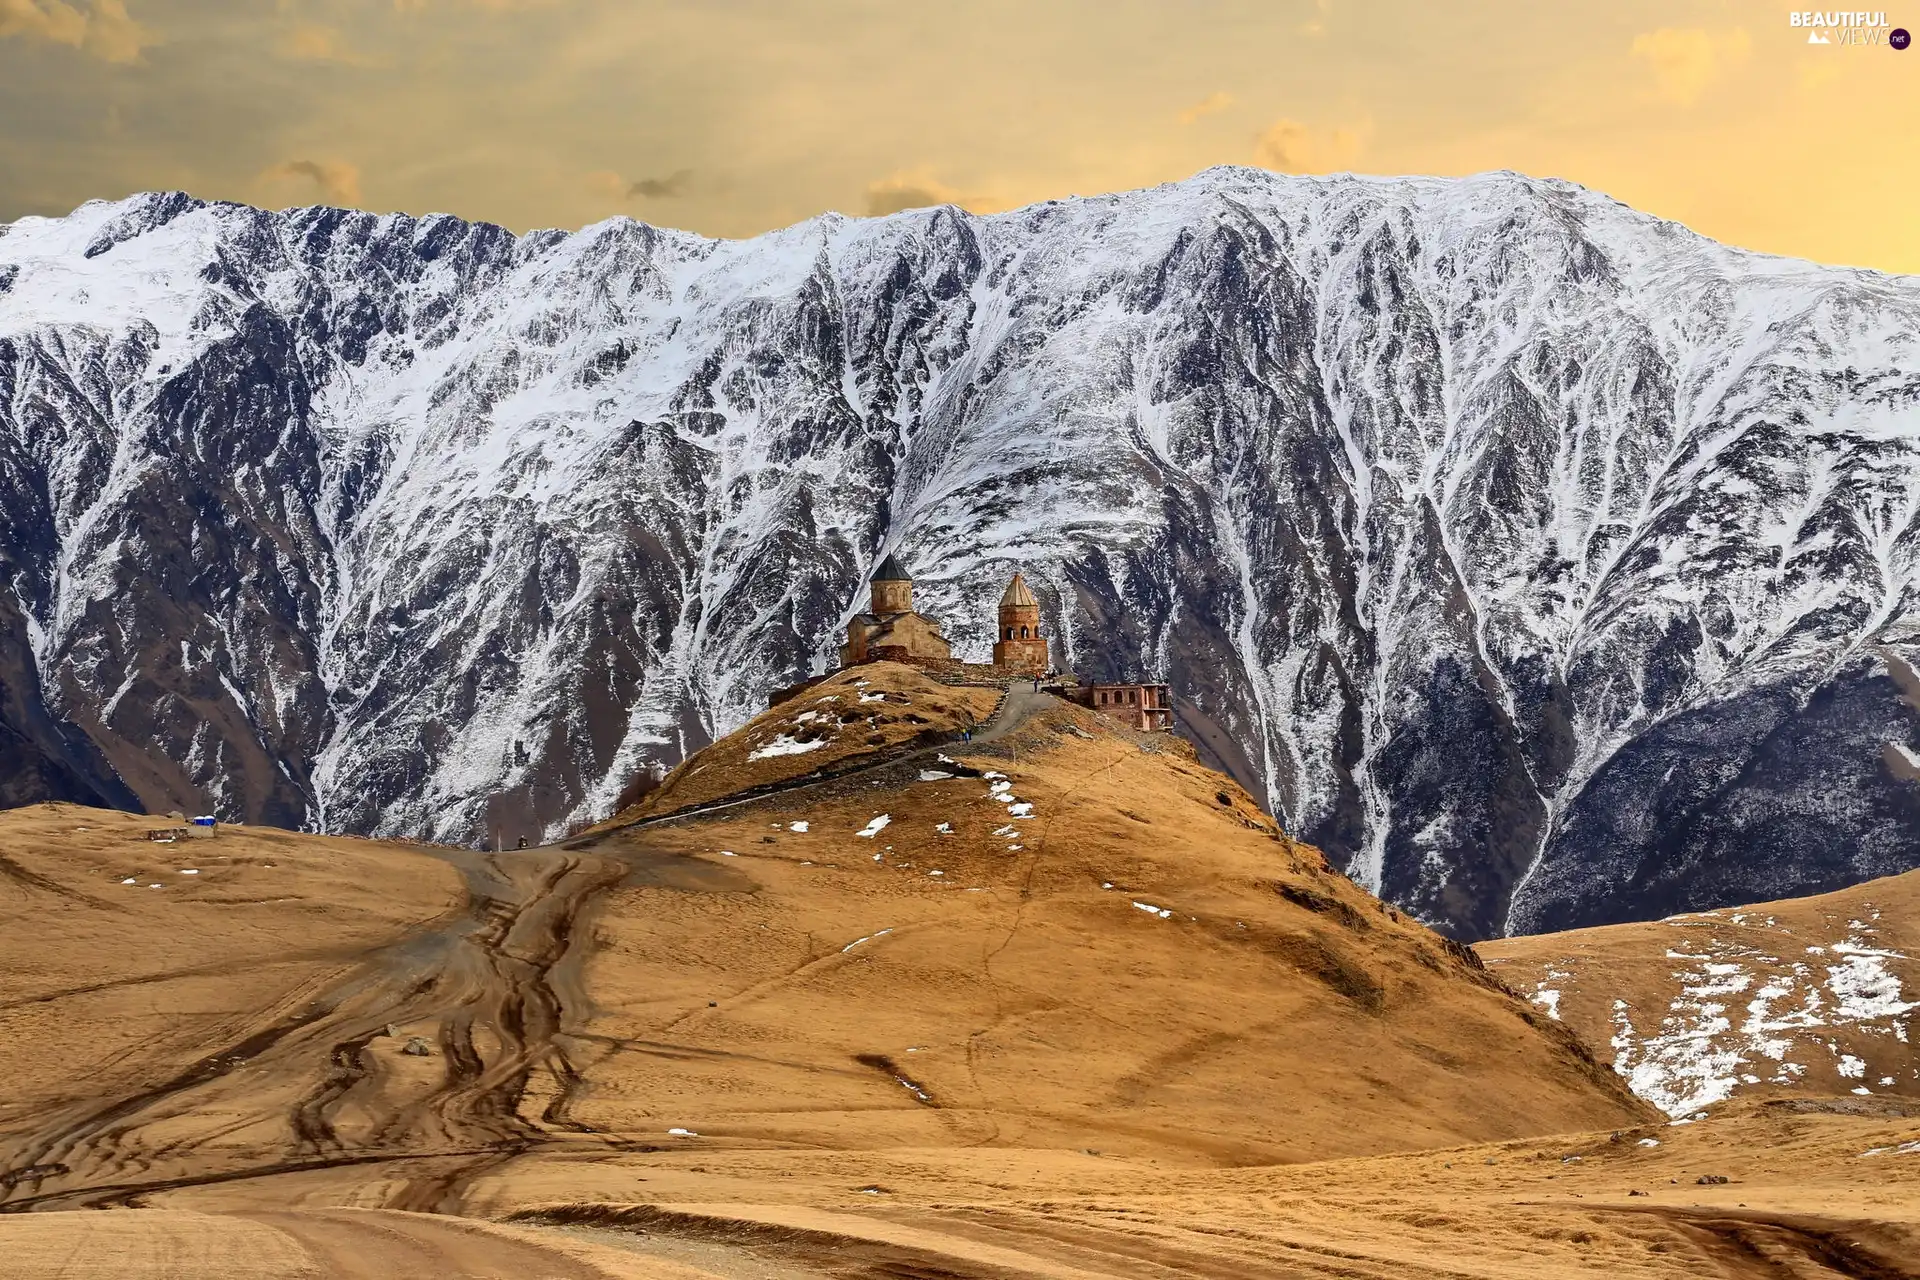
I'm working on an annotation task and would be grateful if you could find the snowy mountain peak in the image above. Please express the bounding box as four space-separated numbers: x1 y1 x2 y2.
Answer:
4 171 1919 939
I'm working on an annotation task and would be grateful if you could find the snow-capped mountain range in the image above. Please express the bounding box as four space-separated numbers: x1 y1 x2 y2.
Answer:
3 169 1918 939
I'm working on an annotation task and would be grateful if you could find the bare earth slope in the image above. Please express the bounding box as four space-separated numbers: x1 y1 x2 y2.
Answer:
557 693 1647 1165
1480 869 1920 1117
1 702 1916 1276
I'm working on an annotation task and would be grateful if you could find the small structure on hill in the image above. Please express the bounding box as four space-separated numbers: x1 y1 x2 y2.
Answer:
991 572 1050 674
839 554 952 667
823 556 1180 733
1067 682 1173 732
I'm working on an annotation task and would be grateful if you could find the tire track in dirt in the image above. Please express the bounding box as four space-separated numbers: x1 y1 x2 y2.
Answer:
1586 1205 1920 1280
0 846 637 1213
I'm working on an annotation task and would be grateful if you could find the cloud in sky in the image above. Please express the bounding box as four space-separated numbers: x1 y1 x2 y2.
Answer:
0 0 148 62
587 168 694 202
863 170 995 217
1631 27 1751 105
277 23 376 66
258 159 362 206
1253 118 1370 173
628 169 692 199
0 2 1916 275
1177 91 1233 125
391 0 558 10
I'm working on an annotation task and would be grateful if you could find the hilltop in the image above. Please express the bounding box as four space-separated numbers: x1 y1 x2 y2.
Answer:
0 682 1915 1276
622 663 1003 819
556 677 1648 1166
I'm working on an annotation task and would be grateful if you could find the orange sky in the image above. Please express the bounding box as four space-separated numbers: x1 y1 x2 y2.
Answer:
1 0 1916 272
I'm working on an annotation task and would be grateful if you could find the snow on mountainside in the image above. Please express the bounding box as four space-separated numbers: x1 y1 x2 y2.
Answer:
2 168 1919 939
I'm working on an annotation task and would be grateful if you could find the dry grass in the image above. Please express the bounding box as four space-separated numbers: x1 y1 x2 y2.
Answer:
0 706 1914 1277
628 662 1001 819
0 803 461 1126
567 696 1650 1169
1480 870 1920 1114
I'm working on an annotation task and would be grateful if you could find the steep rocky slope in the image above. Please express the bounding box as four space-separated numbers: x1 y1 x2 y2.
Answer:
4 170 1919 936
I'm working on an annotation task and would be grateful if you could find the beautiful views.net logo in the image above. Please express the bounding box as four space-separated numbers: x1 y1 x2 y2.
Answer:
1788 10 1911 45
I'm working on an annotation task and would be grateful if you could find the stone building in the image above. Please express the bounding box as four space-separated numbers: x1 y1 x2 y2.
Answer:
1070 682 1173 732
839 554 952 666
991 572 1050 674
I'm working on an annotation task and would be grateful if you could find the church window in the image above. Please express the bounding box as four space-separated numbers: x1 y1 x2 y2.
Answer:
1020 626 1028 638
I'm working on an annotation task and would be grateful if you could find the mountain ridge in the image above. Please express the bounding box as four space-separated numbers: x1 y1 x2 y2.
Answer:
4 167 1919 939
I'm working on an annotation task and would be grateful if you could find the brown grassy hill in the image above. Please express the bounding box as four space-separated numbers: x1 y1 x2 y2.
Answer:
0 804 462 1132
554 693 1651 1167
1479 869 1920 1119
626 662 1001 818
5 692 1917 1276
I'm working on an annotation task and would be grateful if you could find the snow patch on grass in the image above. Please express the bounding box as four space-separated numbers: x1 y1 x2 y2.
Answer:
748 734 828 761
1602 912 1917 1115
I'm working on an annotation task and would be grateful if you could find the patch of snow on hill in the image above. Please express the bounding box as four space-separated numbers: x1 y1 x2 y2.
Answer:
748 734 828 761
1601 910 1918 1114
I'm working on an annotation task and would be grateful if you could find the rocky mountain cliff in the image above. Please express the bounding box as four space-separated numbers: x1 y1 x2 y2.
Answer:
3 169 1918 938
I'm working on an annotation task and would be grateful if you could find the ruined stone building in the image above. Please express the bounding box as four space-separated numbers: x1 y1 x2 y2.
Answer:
1071 682 1174 732
991 572 1050 674
839 554 952 666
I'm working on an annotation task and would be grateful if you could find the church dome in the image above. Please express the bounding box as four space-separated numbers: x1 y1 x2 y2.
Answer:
999 572 1038 607
873 553 911 583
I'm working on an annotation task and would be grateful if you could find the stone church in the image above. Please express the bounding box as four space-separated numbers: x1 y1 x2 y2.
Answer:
839 556 1050 675
839 554 952 666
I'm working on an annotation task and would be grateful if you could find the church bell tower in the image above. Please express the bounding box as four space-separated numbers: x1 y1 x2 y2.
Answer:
992 572 1049 674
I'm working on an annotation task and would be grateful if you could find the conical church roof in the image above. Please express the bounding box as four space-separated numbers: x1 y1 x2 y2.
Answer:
999 572 1038 607
872 552 911 583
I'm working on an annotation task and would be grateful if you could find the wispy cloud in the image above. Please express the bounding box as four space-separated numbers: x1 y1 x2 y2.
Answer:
863 169 997 217
278 23 376 66
1630 27 1750 105
258 158 363 206
0 0 149 63
628 168 692 199
1253 117 1370 173
391 0 561 10
587 168 694 202
1177 91 1234 125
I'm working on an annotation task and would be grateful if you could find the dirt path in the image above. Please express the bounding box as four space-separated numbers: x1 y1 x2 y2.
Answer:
235 1208 630 1278
0 1206 716 1279
0 845 683 1214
